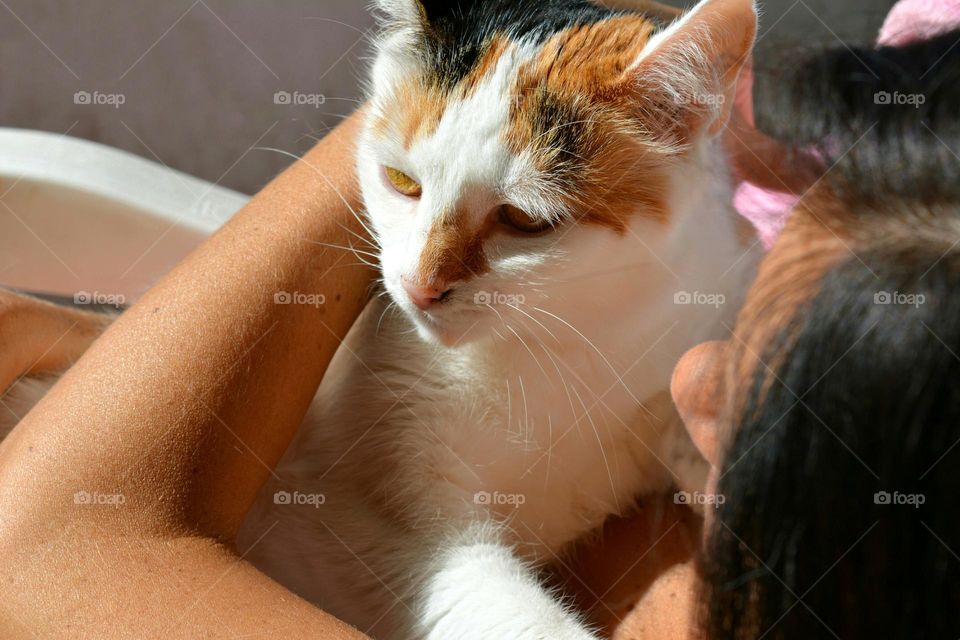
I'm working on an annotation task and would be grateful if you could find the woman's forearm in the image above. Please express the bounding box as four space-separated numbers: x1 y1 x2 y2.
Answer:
0 111 372 540
0 293 110 396
0 112 373 637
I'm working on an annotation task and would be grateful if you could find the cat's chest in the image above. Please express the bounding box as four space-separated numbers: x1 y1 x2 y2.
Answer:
406 352 676 554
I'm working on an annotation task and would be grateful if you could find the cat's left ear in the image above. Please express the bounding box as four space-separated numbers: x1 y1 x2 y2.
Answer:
627 0 758 140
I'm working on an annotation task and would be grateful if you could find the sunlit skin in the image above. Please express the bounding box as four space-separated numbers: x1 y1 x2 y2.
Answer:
0 111 375 640
0 2 823 637
0 106 714 639
0 88 797 640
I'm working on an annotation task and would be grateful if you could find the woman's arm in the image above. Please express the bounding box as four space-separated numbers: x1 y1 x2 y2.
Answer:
0 112 373 638
0 292 110 396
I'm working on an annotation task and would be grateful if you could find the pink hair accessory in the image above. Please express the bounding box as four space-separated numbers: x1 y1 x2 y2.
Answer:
733 0 960 250
879 0 960 46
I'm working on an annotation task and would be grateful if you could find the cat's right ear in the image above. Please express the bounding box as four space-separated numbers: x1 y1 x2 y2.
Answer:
626 0 758 144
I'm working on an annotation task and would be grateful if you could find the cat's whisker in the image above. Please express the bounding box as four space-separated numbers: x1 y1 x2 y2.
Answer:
309 240 380 260
504 311 579 451
332 262 380 271
531 305 659 425
254 145 303 162
569 381 622 514
340 256 378 269
336 220 382 251
516 371 529 443
292 111 355 125
531 307 619 376
376 301 398 335
309 239 380 270
504 324 552 399
255 145 378 242
491 304 551 401
545 260 653 286
505 303 560 344
544 414 554 489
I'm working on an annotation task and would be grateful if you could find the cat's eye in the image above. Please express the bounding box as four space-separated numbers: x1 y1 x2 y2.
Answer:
384 167 423 198
499 204 551 234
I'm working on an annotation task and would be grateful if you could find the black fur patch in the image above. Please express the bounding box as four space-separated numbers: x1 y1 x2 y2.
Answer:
411 0 660 91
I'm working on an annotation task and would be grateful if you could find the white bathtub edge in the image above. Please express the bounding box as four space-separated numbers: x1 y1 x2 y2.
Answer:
0 128 251 234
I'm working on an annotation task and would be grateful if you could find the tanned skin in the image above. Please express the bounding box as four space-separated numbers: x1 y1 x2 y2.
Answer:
0 112 374 639
0 3 794 637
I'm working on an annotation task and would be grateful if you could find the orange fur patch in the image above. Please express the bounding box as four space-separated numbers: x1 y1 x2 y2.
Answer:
372 78 447 148
415 213 493 285
505 16 673 232
374 13 705 285
525 16 655 101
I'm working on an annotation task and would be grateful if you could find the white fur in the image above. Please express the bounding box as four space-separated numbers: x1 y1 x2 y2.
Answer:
238 129 754 638
239 5 759 636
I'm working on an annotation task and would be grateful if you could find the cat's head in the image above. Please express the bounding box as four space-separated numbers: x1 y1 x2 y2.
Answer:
358 0 756 347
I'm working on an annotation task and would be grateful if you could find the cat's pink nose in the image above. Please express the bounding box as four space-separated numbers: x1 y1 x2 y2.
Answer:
401 277 449 310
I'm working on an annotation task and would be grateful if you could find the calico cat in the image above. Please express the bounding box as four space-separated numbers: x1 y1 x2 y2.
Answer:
0 1 759 638
240 0 759 638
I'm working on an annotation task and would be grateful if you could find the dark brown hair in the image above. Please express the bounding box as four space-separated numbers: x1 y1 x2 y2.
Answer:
702 29 960 639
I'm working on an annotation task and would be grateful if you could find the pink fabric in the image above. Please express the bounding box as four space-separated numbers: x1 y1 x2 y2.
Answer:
733 0 960 250
733 182 797 250
879 0 960 46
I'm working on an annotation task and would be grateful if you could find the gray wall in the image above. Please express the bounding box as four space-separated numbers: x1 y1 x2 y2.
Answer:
1 0 895 194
